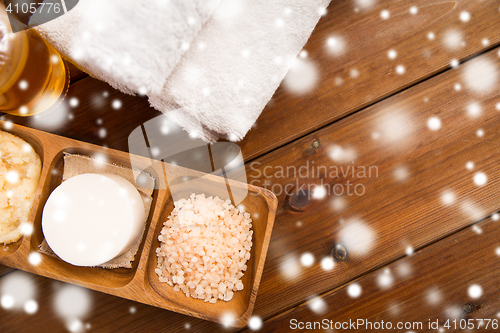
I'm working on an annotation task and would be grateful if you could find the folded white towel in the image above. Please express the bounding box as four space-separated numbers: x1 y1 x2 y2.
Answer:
32 0 329 142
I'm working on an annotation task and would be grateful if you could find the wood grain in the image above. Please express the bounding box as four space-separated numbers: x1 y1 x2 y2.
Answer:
224 46 500 322
0 265 13 277
237 0 500 161
1 0 499 331
1 78 161 152
8 0 499 164
252 213 500 332
67 62 88 84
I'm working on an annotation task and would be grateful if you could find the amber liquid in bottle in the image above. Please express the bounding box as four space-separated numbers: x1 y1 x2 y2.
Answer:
0 7 68 116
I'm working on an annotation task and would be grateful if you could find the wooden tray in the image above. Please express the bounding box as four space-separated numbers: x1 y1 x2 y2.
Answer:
0 121 278 327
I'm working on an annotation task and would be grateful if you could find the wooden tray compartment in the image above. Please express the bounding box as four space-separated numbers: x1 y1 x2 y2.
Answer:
29 147 161 288
144 165 275 325
0 124 45 257
0 121 278 327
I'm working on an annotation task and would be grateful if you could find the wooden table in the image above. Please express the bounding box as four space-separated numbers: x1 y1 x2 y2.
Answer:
2 0 500 332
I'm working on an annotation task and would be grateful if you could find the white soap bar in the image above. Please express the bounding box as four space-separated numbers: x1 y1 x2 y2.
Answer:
42 173 146 266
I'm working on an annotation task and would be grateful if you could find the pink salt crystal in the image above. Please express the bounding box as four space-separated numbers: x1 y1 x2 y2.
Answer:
224 291 234 301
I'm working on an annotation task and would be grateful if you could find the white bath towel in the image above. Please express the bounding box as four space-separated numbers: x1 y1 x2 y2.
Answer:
31 0 329 142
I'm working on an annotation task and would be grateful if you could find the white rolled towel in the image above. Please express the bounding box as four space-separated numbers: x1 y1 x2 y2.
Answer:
31 0 329 142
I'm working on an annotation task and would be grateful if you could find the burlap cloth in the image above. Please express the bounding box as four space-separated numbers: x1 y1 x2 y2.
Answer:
38 153 155 269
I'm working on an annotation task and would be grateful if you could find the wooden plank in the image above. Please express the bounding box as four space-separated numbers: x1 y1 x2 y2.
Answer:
3 40 500 333
0 272 229 333
4 44 496 333
222 47 500 322
252 214 500 333
0 265 14 277
237 0 500 161
9 0 499 163
1 78 162 153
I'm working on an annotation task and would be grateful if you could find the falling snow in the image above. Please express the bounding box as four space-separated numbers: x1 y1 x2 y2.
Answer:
472 225 482 234
440 190 456 205
442 29 464 51
98 128 107 139
397 262 413 278
30 102 69 130
338 219 375 257
112 99 122 109
28 252 42 266
445 305 462 319
221 312 236 328
393 165 409 182
459 11 470 22
320 257 335 271
354 0 375 10
53 284 92 322
69 97 79 108
463 58 498 93
308 296 327 314
380 10 390 20
473 172 487 186
326 36 346 56
280 254 301 280
425 288 442 305
312 185 327 199
0 271 36 311
468 284 483 299
466 102 482 118
248 316 263 330
376 268 394 289
396 65 405 75
328 145 357 163
19 80 28 90
23 299 38 314
300 252 315 267
282 58 318 94
427 117 441 131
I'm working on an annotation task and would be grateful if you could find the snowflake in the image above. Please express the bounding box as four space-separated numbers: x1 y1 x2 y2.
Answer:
468 284 483 299
338 219 375 256
248 316 263 330
347 283 362 298
326 36 346 56
387 49 397 60
427 116 441 131
396 65 405 75
300 252 314 267
308 296 327 314
380 10 390 20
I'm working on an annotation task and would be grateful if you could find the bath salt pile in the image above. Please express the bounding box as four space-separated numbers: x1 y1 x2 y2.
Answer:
155 193 253 303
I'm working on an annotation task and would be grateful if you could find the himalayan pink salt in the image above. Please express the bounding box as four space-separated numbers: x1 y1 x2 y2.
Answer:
155 193 253 303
